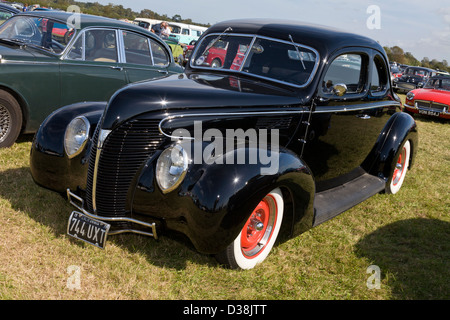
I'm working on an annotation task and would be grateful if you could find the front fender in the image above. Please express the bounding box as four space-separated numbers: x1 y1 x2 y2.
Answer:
132 144 315 254
30 101 106 193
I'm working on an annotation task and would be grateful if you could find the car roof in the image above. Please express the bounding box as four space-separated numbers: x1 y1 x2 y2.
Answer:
16 11 149 33
0 3 20 13
204 18 385 58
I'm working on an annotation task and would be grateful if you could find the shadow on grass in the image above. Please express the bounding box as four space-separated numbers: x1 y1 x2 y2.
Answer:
0 167 216 270
355 218 450 299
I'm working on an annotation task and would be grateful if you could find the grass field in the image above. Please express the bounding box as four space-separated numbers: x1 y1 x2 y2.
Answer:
0 97 449 300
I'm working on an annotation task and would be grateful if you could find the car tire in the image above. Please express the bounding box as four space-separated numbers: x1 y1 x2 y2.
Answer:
386 140 411 194
215 188 284 270
0 90 22 148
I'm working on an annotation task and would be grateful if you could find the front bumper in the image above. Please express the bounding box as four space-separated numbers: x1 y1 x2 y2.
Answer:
67 189 159 239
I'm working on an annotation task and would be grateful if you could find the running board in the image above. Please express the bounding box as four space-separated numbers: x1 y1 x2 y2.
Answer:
312 173 385 227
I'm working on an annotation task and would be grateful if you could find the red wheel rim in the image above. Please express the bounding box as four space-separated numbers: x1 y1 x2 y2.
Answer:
392 146 407 186
240 194 277 259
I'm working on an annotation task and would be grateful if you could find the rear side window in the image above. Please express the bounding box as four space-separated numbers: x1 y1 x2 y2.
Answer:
370 54 388 93
122 31 152 65
322 54 366 94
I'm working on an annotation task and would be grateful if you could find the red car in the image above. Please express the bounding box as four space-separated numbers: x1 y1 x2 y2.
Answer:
404 75 450 119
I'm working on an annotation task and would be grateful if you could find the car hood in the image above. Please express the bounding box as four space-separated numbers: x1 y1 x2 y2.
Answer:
0 43 53 61
101 73 309 130
412 88 450 104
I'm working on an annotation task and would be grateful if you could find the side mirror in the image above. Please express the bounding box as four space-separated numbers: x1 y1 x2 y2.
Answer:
333 83 347 97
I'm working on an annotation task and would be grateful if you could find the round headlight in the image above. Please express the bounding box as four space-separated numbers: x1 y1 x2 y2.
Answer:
156 145 189 193
406 92 415 100
64 116 90 158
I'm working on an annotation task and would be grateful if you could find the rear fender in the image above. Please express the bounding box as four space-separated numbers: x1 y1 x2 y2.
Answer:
367 112 418 180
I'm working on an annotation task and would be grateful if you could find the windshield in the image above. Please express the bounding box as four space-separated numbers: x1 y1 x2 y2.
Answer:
424 78 450 91
0 15 75 54
191 34 319 87
405 68 430 77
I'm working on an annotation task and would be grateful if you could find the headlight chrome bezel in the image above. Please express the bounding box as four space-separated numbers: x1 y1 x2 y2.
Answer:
156 144 189 194
64 116 90 159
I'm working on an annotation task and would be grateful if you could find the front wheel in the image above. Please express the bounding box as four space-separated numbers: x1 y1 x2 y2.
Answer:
386 140 411 194
0 90 22 148
215 188 284 270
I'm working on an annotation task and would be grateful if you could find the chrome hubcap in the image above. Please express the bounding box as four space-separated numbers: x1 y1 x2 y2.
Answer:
0 104 11 143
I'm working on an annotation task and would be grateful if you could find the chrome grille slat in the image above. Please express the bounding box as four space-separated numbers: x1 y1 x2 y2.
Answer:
85 119 165 218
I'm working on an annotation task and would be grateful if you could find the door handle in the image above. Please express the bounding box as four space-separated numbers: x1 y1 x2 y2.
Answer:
111 66 123 71
158 70 169 74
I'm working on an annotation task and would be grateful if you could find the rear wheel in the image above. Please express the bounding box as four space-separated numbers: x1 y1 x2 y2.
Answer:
386 140 411 194
216 188 284 270
0 91 22 148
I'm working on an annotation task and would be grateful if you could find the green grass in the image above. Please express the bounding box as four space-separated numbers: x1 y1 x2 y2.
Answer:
0 99 449 300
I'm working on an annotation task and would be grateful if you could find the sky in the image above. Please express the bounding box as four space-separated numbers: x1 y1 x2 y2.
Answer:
77 0 450 63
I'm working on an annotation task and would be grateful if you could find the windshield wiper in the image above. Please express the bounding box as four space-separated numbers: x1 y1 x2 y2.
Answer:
0 38 27 47
199 27 233 58
289 34 306 70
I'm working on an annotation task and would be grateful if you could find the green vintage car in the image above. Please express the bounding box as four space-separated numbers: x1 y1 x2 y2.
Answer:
0 11 183 147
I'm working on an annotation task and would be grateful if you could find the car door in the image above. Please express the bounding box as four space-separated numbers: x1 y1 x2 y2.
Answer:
302 49 389 190
119 30 170 83
60 28 127 106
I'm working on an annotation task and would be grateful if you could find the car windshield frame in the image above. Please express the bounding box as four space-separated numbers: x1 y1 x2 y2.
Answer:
423 77 450 91
0 14 76 55
189 33 320 88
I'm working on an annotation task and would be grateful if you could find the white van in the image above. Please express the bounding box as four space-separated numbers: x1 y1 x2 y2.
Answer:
134 18 207 44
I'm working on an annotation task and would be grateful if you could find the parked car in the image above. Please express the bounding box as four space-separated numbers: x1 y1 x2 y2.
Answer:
181 40 196 67
404 75 450 119
393 66 437 92
0 3 19 24
0 11 183 147
30 19 418 270
390 66 402 81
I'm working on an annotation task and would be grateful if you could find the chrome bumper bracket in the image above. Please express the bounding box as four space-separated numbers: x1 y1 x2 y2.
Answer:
66 189 158 240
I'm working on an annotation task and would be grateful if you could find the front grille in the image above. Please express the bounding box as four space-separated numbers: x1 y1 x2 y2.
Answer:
85 119 165 218
415 100 447 113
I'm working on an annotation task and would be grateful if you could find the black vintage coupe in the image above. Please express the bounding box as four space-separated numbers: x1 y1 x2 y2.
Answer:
30 19 418 270
393 66 437 93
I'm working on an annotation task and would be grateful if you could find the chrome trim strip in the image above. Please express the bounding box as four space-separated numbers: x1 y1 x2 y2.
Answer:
91 148 101 213
67 189 158 239
158 109 308 140
313 101 401 114
157 101 400 140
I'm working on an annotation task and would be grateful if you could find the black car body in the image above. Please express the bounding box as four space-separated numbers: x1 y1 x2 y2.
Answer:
393 66 437 92
30 19 418 269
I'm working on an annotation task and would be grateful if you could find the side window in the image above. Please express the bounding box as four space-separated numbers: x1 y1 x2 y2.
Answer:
122 31 152 65
370 55 388 93
67 33 83 60
322 54 366 94
84 29 118 63
182 28 190 35
150 39 169 66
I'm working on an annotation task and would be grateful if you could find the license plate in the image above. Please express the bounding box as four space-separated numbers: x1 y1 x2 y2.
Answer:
67 211 110 249
419 109 440 117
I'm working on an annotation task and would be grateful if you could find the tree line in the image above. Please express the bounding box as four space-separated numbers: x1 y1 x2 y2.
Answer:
384 46 449 73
